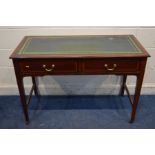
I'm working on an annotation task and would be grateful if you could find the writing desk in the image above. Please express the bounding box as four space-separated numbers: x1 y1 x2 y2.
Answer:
10 35 150 124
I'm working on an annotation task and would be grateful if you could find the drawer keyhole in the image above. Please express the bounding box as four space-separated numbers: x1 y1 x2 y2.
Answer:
104 64 117 71
43 64 55 72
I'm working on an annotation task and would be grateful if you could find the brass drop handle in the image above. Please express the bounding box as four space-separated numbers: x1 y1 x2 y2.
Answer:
104 64 117 71
25 65 30 68
43 64 55 72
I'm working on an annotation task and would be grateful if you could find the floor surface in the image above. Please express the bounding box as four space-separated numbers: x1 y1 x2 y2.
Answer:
0 95 154 129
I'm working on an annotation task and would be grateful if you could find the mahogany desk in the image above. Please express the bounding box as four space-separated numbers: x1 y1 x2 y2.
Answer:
10 35 150 124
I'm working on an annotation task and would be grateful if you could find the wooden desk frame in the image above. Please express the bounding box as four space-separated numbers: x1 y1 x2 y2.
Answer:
10 35 150 124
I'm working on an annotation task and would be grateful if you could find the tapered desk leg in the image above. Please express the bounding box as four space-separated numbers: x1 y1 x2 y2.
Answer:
32 76 39 97
130 60 146 123
120 75 127 96
130 74 144 123
16 76 29 124
13 61 29 124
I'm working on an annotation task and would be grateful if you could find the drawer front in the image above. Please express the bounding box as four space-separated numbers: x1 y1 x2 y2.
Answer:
20 60 78 75
83 59 140 74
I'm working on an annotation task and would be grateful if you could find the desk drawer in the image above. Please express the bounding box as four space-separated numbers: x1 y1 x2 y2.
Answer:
20 60 78 74
83 59 140 74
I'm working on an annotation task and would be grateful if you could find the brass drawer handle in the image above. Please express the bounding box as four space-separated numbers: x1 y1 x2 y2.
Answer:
43 64 55 72
104 64 117 71
25 65 30 68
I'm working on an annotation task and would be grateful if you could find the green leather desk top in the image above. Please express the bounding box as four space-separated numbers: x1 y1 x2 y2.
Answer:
18 35 142 55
